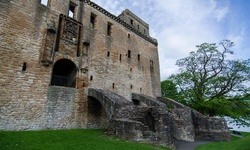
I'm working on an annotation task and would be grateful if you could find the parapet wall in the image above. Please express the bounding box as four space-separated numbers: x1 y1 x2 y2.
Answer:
157 97 231 142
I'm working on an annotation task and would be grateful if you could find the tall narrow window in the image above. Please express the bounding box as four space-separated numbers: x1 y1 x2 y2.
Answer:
40 0 48 6
90 13 96 28
107 51 110 57
138 54 140 61
90 76 93 81
128 33 130 38
119 54 122 61
69 2 76 18
128 50 131 58
112 83 115 89
150 60 153 67
107 22 112 36
130 19 133 25
22 62 27 71
150 60 154 72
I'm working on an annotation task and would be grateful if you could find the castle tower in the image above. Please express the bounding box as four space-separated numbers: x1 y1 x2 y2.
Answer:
0 0 161 130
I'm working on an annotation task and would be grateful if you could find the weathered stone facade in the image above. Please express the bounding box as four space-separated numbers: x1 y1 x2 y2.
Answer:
0 0 230 149
0 0 160 130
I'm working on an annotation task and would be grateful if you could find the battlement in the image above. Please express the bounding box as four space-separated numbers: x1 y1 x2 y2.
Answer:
84 0 157 45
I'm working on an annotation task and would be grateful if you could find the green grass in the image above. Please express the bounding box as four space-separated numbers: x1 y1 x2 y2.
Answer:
0 129 167 150
196 132 250 150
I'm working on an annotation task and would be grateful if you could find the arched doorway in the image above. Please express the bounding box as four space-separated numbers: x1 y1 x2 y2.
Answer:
51 59 77 87
87 96 109 128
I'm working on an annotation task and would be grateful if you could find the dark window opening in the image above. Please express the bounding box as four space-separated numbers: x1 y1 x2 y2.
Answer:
90 76 93 81
77 26 82 57
87 96 108 128
90 13 96 28
145 112 156 132
128 50 131 58
138 54 140 61
132 99 140 106
150 60 154 72
69 2 76 18
112 83 115 89
119 54 122 61
107 51 110 57
88 97 102 116
130 85 133 89
22 62 27 71
40 0 49 6
107 22 112 36
130 68 132 72
130 19 133 25
51 59 77 87
128 33 130 38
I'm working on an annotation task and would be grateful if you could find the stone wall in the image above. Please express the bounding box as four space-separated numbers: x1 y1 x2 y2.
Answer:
171 108 195 142
82 1 161 100
109 105 175 149
46 86 78 129
157 97 231 142
192 110 231 141
0 0 50 130
0 0 161 130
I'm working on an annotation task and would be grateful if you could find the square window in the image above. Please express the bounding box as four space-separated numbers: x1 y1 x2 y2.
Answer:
40 0 48 6
69 2 77 18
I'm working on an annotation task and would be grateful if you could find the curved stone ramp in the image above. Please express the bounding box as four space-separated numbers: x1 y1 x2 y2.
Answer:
132 93 166 107
88 88 132 119
157 97 186 108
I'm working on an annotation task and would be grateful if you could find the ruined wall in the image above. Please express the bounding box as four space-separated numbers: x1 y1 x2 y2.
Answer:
158 97 231 142
192 110 231 141
0 0 51 130
46 86 78 129
109 106 175 148
82 2 161 100
0 0 88 130
0 0 161 130
118 9 149 36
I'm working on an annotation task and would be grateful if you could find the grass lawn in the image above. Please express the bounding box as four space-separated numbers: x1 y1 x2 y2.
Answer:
0 129 167 150
196 132 250 150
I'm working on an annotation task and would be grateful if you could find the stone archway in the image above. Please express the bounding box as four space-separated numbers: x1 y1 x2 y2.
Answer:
87 96 109 128
51 59 77 87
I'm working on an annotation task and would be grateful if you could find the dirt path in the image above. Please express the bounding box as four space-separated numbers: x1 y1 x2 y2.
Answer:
174 138 213 150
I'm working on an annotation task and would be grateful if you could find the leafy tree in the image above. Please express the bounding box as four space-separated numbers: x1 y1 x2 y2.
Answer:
161 80 178 99
168 40 250 126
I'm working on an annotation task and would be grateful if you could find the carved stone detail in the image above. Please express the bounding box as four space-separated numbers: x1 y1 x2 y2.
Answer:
62 20 78 43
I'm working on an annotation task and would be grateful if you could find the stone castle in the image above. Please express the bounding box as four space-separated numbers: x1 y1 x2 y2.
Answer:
0 0 230 148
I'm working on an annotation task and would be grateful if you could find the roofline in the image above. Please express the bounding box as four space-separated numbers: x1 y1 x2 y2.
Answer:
84 0 158 46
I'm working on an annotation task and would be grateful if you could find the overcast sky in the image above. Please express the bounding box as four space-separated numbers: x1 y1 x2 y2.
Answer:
91 0 250 81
